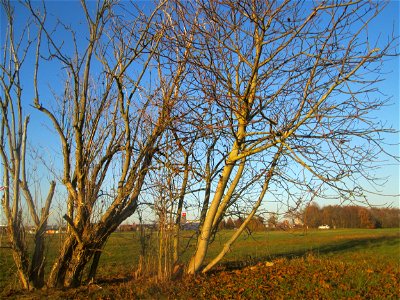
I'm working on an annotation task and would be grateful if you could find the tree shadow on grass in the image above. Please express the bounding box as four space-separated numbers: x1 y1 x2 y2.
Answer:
95 275 134 285
211 234 400 272
305 234 399 255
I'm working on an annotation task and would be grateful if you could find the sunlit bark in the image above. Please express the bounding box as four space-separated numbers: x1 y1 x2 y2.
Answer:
0 0 55 289
185 0 397 273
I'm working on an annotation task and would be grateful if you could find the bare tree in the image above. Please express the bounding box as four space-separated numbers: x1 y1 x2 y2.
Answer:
2 0 397 288
180 0 398 274
0 0 55 289
23 0 180 287
149 127 199 280
141 2 199 279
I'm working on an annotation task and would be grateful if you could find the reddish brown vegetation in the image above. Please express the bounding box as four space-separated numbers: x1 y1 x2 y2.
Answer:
3 254 398 299
303 205 400 229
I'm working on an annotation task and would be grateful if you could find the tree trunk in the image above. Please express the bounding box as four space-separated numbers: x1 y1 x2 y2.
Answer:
9 230 31 290
187 161 236 274
28 231 46 288
87 250 102 283
47 237 76 288
49 219 120 287
172 224 180 264
172 171 188 264
202 173 271 273
64 244 93 288
202 149 281 273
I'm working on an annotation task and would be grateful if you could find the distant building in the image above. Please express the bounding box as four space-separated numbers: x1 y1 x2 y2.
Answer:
181 221 200 231
181 212 187 224
318 224 330 229
27 225 66 234
45 225 66 234
118 224 137 232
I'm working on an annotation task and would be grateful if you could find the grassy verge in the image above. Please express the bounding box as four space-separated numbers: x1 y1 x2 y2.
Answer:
0 228 399 298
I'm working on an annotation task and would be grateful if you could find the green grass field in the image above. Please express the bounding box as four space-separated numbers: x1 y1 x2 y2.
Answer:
1 228 399 298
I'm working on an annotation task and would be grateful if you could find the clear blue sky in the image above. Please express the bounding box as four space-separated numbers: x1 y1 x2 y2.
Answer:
0 1 398 225
355 0 399 208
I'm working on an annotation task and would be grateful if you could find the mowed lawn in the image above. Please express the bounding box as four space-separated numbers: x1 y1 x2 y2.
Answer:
0 228 399 298
97 228 400 276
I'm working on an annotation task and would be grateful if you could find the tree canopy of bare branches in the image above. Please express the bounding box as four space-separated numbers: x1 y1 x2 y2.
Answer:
177 0 398 274
0 0 398 288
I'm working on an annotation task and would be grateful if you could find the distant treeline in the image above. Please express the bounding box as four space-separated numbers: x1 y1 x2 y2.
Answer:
218 205 399 231
302 204 399 229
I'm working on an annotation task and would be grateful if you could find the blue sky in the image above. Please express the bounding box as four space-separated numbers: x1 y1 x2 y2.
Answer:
0 1 399 225
358 0 399 208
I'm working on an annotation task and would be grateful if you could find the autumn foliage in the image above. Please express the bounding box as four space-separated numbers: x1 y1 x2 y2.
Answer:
219 205 399 232
302 204 399 229
167 256 399 299
219 216 266 232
